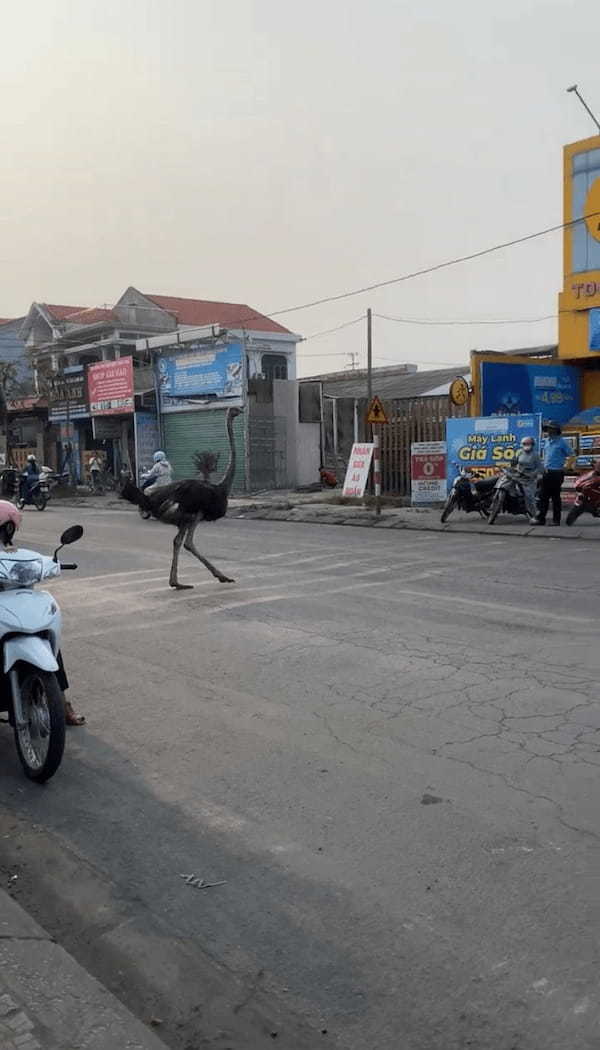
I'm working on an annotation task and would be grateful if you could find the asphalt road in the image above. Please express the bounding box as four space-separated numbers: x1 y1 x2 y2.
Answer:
1 505 600 1050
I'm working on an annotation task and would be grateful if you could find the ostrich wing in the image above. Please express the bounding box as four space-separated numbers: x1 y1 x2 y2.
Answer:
146 479 227 523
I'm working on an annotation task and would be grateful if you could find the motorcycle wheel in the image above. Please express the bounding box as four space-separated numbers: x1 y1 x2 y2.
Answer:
13 666 65 783
566 505 584 526
138 506 152 521
440 493 457 523
488 491 504 525
34 494 47 511
16 499 24 510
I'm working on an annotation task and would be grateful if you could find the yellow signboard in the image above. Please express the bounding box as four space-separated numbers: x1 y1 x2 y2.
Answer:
559 133 600 359
366 396 389 425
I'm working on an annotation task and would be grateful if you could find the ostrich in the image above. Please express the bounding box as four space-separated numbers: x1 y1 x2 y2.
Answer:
121 406 242 589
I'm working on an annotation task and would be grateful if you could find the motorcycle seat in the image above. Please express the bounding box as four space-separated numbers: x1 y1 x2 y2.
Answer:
474 476 498 493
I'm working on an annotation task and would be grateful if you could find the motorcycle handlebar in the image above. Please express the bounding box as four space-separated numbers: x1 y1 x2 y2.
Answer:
60 563 77 570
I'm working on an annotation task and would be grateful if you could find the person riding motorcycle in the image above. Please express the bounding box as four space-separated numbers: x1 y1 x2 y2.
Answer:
19 454 39 503
0 500 85 726
140 451 172 495
513 436 543 524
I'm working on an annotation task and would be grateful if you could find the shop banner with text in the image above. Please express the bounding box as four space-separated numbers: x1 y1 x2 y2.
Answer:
411 441 447 504
158 341 243 406
480 361 580 425
342 443 374 497
446 414 542 488
88 357 134 416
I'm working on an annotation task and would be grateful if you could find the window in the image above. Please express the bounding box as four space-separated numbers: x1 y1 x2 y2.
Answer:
262 353 288 380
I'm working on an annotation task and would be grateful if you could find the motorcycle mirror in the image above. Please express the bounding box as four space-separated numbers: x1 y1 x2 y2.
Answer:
60 525 84 546
53 524 84 562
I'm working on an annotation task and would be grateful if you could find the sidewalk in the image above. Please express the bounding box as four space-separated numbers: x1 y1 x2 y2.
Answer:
51 491 600 541
0 888 167 1050
235 500 600 541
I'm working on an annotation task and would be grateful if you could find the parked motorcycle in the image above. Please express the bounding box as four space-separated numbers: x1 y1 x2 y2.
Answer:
487 468 531 525
440 467 498 523
565 467 600 525
0 524 83 781
17 474 48 512
40 467 70 499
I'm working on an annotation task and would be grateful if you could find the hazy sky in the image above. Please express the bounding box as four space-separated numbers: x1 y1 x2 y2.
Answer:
1 0 599 376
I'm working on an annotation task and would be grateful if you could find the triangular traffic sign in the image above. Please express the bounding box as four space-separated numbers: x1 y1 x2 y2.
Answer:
366 395 389 425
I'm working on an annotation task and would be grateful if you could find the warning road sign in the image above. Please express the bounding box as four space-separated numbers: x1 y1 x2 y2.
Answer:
366 396 389 425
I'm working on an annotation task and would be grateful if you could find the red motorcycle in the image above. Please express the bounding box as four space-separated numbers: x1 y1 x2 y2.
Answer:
566 466 600 525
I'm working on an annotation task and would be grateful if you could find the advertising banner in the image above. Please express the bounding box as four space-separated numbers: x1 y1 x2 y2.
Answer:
47 366 88 423
480 361 580 425
157 341 243 407
134 411 160 478
411 442 447 504
342 443 374 497
590 309 600 351
88 357 134 416
446 414 542 488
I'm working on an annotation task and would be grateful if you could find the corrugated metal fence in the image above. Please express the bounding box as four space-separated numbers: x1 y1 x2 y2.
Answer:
324 394 467 496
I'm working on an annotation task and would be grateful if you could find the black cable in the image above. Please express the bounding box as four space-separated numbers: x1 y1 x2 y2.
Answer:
268 210 600 319
375 311 556 327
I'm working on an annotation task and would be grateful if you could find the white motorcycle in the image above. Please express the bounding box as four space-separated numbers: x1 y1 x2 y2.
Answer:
0 524 83 782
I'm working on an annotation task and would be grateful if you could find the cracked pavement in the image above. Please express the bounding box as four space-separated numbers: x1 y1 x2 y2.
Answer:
1 508 599 1049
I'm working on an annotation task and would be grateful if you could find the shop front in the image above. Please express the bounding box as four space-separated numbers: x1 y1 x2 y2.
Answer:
86 357 135 481
155 336 246 490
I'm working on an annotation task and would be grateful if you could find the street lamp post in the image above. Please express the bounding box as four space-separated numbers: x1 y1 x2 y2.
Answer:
566 85 600 135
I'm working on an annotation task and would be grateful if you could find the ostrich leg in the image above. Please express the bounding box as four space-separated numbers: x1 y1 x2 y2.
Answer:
169 525 193 589
184 525 235 583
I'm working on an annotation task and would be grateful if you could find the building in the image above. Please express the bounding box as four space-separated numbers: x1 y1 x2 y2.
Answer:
21 288 314 489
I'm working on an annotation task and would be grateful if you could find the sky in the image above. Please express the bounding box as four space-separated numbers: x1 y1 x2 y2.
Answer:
1 0 599 376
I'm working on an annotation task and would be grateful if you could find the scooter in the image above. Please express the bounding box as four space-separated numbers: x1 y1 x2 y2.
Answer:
0 524 83 782
441 466 498 523
487 468 532 525
16 475 48 512
566 467 600 525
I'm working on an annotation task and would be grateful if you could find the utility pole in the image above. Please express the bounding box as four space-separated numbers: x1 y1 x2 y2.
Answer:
567 85 600 135
366 308 373 403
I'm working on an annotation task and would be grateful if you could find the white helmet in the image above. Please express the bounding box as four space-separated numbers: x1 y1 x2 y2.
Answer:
520 436 535 448
153 451 166 463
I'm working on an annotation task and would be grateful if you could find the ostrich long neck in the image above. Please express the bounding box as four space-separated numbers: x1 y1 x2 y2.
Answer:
217 413 237 494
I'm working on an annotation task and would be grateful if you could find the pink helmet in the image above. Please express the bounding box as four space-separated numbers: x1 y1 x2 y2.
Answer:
0 501 22 533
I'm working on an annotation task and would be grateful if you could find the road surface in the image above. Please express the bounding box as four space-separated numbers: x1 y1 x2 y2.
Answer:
1 505 600 1050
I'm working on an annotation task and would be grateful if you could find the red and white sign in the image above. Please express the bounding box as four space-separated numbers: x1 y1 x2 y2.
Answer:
411 441 447 504
343 443 374 498
87 357 134 416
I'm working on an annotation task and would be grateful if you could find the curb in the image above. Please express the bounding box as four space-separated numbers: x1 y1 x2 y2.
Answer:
236 507 596 541
0 888 168 1050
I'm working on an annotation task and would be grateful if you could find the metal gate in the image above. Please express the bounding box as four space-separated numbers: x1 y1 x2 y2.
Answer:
325 394 466 495
247 416 287 491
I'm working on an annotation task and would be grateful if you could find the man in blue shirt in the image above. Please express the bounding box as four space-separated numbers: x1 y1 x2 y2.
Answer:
537 422 572 526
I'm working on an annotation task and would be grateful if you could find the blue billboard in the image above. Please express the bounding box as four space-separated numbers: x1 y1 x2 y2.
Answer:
157 341 243 401
480 361 580 425
446 414 542 488
590 309 600 352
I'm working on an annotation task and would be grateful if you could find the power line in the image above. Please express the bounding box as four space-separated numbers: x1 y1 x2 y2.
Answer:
267 210 600 320
300 314 365 342
89 208 600 334
375 311 556 327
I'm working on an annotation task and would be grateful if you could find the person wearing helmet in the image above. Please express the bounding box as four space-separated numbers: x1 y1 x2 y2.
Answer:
0 499 22 548
514 435 543 523
140 450 172 495
0 500 84 725
20 454 39 504
536 421 572 526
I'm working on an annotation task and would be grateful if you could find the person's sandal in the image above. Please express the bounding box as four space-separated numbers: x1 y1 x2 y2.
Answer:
64 700 86 726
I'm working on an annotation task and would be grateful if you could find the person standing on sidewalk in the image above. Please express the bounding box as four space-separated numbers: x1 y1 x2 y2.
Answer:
514 436 544 524
537 422 572 526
